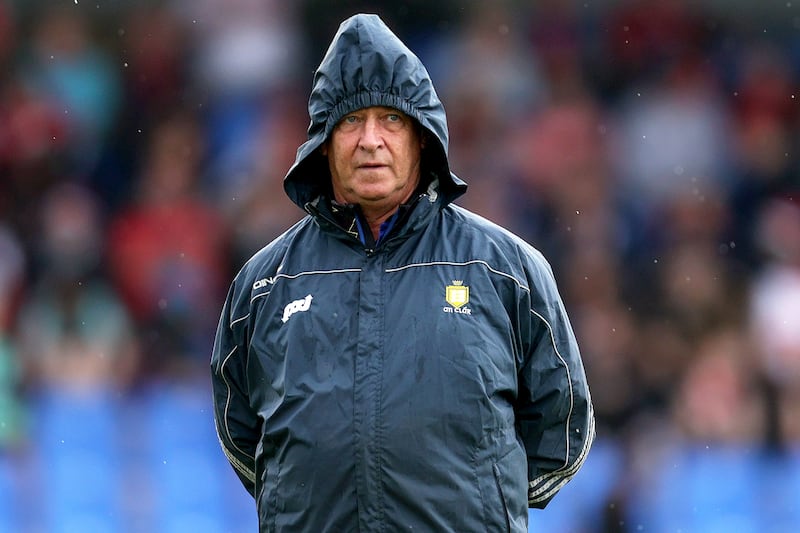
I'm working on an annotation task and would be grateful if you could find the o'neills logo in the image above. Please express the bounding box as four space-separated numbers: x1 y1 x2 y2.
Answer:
444 281 472 315
282 294 313 323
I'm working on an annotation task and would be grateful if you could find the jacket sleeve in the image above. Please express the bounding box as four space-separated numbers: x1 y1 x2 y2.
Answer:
210 280 260 497
516 253 595 509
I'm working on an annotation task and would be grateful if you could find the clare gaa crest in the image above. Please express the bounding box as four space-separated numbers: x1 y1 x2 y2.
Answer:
444 281 471 315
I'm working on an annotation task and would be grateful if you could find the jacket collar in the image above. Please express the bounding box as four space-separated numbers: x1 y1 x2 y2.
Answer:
306 178 442 250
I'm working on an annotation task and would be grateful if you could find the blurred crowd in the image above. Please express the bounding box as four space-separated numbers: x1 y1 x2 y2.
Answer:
1 0 800 531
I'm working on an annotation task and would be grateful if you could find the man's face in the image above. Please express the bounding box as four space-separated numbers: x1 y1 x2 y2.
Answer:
324 106 422 211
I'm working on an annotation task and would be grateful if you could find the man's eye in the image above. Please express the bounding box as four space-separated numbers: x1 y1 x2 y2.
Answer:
387 114 400 122
344 116 358 124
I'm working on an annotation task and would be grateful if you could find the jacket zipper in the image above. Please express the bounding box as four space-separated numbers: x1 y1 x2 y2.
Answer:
305 203 379 256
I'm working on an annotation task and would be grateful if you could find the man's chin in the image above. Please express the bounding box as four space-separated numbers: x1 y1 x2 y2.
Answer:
351 186 395 204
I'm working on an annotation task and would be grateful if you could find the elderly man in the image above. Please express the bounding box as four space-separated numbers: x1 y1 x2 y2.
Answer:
211 13 594 532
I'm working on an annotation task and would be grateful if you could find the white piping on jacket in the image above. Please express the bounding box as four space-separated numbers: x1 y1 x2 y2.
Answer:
216 344 256 483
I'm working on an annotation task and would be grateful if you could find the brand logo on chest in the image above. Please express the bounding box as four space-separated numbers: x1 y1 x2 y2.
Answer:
282 294 313 323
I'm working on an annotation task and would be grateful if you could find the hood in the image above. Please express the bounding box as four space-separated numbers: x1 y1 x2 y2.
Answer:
283 13 467 209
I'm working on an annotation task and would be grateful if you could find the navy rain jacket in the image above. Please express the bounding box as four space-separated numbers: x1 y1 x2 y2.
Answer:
211 13 594 533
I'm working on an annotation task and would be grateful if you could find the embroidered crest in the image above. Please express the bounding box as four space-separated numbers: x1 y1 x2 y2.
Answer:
445 281 469 308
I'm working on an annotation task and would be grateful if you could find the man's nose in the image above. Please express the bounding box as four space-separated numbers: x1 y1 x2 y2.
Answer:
358 118 383 151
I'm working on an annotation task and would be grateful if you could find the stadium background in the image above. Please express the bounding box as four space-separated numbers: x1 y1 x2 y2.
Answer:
1 0 799 531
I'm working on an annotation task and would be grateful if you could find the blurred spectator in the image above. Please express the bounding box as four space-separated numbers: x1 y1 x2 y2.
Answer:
0 223 23 336
726 43 800 270
750 197 800 381
604 0 711 91
0 77 69 249
107 111 229 377
568 264 640 435
429 1 548 184
171 0 305 215
18 5 121 175
526 0 588 97
0 223 25 448
612 54 732 211
90 4 193 210
0 78 68 168
15 183 139 394
672 327 765 443
175 0 302 98
119 5 189 119
504 97 630 272
749 196 800 446
658 242 741 338
218 90 306 266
